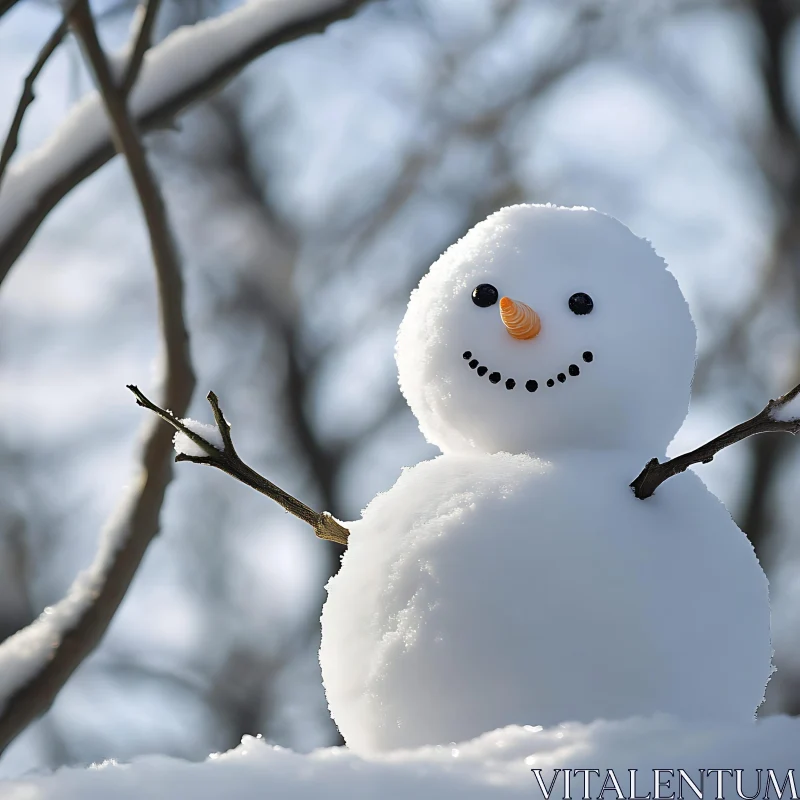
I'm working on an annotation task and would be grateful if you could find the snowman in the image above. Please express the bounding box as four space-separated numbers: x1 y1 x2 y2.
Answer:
319 204 772 754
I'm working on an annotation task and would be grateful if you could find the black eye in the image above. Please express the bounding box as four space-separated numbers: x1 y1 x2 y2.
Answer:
472 283 498 308
568 292 594 315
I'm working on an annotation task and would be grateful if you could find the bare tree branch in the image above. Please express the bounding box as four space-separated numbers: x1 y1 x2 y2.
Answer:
752 0 800 161
0 5 76 192
0 0 21 20
121 0 162 96
127 386 349 546
0 0 195 755
68 0 193 394
739 433 791 570
631 381 800 499
0 0 373 285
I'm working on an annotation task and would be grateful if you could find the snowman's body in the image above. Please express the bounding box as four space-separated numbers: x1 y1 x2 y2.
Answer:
320 205 773 753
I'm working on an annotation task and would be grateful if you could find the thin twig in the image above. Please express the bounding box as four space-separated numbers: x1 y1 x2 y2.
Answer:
121 0 162 96
631 381 800 499
127 385 350 546
0 3 78 192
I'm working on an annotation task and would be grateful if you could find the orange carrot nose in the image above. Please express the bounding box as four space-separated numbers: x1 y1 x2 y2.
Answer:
499 297 541 340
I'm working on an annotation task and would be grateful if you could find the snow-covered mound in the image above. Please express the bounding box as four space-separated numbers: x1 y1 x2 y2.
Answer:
2 716 799 799
321 452 771 752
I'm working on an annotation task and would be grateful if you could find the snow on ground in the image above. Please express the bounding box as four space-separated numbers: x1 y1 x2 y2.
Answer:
173 418 224 457
1 716 799 799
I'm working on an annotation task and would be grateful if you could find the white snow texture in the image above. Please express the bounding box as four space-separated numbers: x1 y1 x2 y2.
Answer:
320 205 772 753
173 418 224 457
395 204 697 459
4 716 800 799
771 391 800 422
321 452 771 752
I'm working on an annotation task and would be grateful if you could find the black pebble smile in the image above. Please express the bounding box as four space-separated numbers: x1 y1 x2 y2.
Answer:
461 349 593 390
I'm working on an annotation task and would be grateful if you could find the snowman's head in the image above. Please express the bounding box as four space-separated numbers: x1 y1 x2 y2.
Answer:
396 204 696 457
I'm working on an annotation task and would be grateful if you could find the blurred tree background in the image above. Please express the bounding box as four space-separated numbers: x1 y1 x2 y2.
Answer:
1 0 799 774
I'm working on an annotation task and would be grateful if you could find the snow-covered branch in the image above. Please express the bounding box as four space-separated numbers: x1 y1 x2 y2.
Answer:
631 381 800 499
0 2 76 192
128 386 350 546
0 1 195 756
0 0 372 284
